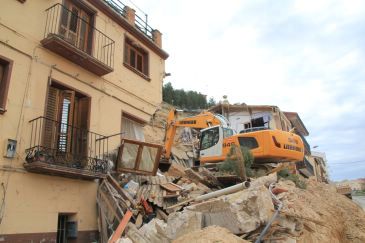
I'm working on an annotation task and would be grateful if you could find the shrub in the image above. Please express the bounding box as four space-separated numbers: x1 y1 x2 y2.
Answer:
217 145 254 179
278 168 307 189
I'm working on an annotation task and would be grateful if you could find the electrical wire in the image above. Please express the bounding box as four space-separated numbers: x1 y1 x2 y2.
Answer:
330 160 365 165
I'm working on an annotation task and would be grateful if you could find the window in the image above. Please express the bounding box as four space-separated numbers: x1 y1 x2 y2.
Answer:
60 0 92 52
223 128 234 138
0 56 13 114
238 137 259 149
44 82 90 163
57 214 77 243
244 122 252 129
200 127 220 150
124 37 149 77
121 116 145 141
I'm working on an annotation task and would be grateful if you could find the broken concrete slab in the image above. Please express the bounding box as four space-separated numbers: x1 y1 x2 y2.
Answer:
250 172 277 189
187 185 274 234
139 218 170 243
165 210 203 240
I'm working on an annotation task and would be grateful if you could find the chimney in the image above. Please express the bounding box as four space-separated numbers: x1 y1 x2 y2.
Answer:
152 29 162 48
124 6 136 25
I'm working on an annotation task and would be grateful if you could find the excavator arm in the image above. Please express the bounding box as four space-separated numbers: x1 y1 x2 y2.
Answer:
163 109 223 160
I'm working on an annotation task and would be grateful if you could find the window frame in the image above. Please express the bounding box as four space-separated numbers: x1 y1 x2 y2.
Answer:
0 56 14 114
124 37 150 80
61 0 96 55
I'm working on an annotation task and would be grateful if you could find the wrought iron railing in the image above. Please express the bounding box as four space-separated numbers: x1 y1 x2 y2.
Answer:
44 3 115 68
135 14 153 40
102 0 154 40
104 0 127 17
25 116 111 174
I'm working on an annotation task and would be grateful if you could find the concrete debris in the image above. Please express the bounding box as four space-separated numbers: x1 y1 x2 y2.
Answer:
116 238 133 243
165 210 203 240
138 218 170 243
250 172 277 189
173 226 250 243
187 185 274 234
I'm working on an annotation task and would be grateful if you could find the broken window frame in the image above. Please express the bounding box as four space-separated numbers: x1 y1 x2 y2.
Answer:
116 138 162 176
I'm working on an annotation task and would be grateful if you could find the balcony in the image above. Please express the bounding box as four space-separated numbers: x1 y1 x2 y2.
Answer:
25 117 110 180
296 157 314 178
41 4 115 76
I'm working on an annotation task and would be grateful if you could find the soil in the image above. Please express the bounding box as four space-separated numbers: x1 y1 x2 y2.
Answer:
173 226 250 243
271 179 365 243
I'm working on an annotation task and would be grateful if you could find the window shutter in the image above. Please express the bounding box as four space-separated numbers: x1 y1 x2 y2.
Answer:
43 86 60 150
59 90 75 154
73 97 90 162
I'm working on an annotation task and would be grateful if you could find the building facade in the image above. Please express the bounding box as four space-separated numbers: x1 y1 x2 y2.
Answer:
209 103 293 133
0 0 168 241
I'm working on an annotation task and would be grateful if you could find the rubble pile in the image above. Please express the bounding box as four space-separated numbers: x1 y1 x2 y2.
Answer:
101 168 365 243
100 104 365 242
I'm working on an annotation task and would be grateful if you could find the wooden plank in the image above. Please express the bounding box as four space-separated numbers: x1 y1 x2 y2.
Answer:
109 210 133 243
160 182 183 192
107 174 137 207
98 189 120 221
104 181 125 218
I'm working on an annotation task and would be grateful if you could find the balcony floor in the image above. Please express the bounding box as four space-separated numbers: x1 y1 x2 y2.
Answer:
41 34 113 76
24 161 106 180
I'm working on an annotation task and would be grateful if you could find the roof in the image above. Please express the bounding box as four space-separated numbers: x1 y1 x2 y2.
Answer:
208 103 279 113
283 111 309 136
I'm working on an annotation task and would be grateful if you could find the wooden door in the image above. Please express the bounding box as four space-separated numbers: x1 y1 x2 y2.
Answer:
60 0 91 52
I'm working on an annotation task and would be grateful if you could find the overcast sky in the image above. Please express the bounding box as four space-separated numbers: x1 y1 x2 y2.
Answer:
131 0 365 181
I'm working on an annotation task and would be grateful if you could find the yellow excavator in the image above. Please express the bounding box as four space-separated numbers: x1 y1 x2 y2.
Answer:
162 109 304 166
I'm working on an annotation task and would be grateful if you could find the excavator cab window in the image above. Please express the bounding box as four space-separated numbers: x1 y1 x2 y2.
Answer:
200 126 220 150
223 128 235 138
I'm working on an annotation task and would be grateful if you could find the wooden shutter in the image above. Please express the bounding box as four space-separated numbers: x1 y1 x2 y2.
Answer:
72 97 90 163
58 90 75 154
43 86 60 151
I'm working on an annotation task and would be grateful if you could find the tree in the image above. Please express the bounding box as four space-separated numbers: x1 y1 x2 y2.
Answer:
162 82 208 109
162 82 174 104
207 97 216 107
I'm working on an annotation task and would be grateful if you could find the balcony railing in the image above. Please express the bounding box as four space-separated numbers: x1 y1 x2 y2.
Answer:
42 4 115 75
25 117 111 179
103 0 154 40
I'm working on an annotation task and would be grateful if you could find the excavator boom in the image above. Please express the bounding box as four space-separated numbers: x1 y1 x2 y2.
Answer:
163 109 225 160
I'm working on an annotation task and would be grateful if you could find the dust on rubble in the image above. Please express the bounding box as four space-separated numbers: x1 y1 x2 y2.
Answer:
173 226 250 243
267 179 365 243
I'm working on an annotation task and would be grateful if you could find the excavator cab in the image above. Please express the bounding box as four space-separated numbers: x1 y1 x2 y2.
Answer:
199 126 236 163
